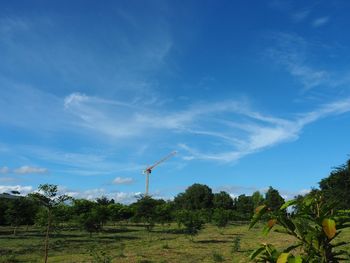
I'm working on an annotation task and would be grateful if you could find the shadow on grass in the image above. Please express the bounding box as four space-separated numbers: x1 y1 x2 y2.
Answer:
151 228 186 234
65 235 139 242
101 228 139 234
196 239 231 244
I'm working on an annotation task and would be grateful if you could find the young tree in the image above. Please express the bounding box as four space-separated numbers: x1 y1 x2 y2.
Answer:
155 201 174 226
176 210 204 241
108 203 124 225
79 208 102 237
212 208 230 228
30 184 70 263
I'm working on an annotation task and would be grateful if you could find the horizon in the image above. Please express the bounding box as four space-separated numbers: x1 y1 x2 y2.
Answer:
1 0 350 204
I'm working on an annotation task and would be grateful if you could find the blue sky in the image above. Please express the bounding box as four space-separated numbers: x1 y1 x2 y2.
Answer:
1 0 350 202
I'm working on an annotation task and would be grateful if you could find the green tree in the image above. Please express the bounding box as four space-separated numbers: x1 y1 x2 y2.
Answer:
108 203 125 225
319 159 350 210
234 194 254 220
176 210 204 240
79 208 102 237
155 201 174 225
133 196 164 230
212 208 230 228
5 197 38 235
30 184 70 263
264 186 284 211
213 191 233 209
174 183 213 210
0 197 9 225
96 196 114 206
72 198 96 220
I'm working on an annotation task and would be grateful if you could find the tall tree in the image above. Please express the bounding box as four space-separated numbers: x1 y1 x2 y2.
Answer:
319 159 350 210
174 184 213 210
234 194 255 220
264 186 284 211
213 191 233 209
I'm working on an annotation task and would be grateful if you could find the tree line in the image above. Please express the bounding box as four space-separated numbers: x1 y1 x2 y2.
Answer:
1 159 350 236
0 158 349 262
0 183 284 234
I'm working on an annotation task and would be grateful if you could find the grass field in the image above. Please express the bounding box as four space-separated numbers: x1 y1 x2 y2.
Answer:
1 223 349 263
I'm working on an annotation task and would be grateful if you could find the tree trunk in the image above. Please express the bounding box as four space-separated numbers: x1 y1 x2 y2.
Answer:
44 210 51 263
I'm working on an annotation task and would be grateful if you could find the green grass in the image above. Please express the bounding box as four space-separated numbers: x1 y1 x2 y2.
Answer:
0 223 349 262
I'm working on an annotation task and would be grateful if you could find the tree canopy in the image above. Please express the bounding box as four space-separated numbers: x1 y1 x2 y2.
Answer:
319 159 350 210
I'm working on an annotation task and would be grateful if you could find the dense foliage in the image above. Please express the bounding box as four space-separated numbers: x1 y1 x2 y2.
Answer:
249 159 350 263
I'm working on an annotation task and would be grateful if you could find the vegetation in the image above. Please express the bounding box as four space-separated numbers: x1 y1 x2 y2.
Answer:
0 158 349 262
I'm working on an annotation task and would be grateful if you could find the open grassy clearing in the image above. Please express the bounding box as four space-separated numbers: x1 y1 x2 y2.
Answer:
1 223 349 263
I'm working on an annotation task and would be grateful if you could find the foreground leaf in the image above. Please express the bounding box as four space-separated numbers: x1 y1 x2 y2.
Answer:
277 253 289 263
322 218 336 239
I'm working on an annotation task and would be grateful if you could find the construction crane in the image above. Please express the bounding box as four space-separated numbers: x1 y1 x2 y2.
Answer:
142 151 177 196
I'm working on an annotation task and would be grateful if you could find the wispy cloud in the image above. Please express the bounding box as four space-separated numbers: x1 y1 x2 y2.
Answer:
113 177 134 185
62 90 350 163
13 166 48 174
312 16 330 27
292 10 310 23
266 33 331 91
179 98 350 162
0 166 9 174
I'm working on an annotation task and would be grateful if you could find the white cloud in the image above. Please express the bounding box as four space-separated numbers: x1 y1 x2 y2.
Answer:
0 185 33 195
266 33 330 91
179 98 350 162
64 92 89 109
0 166 9 174
14 166 48 174
62 90 350 163
58 185 141 203
312 17 330 27
113 177 134 184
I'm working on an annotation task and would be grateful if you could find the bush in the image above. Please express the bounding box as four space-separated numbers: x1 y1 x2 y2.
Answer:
212 208 230 228
175 210 204 237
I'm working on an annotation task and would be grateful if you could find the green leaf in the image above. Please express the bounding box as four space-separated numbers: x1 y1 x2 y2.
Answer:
288 255 303 263
249 205 268 229
280 199 297 210
322 218 336 239
249 246 265 259
277 253 289 263
284 243 302 253
331 241 348 248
